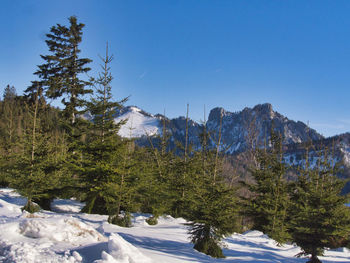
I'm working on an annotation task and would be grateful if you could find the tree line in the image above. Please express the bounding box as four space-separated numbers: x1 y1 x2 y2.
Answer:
1 16 350 263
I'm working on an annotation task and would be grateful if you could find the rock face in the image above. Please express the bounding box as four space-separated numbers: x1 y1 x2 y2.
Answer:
206 103 323 154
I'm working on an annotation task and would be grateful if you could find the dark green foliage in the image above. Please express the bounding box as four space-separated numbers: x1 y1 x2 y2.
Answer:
108 212 132 227
146 216 158 225
289 149 350 263
186 156 240 257
32 196 53 211
81 194 109 214
22 200 40 213
35 16 92 125
0 86 21 186
0 85 67 192
170 153 201 218
186 113 241 258
190 223 224 258
247 130 291 244
8 84 65 212
80 44 131 217
135 116 175 219
34 17 93 185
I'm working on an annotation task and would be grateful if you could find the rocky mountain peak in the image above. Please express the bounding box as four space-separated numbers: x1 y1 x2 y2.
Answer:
206 103 323 152
252 103 274 118
208 107 228 122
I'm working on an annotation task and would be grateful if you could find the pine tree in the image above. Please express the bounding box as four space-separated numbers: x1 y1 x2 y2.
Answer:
33 16 92 161
35 16 92 123
246 129 291 244
9 82 63 212
142 114 175 224
80 43 129 218
1 85 19 154
187 109 241 258
289 147 350 263
0 86 26 186
3 85 17 100
29 16 93 198
168 104 200 218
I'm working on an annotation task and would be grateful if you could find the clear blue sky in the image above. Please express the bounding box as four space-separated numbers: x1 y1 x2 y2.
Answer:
1 0 350 137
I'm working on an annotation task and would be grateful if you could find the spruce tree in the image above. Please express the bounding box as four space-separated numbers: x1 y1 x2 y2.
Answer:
9 82 63 212
3 85 17 100
1 85 19 155
33 16 92 159
0 86 30 186
168 104 200 218
35 16 92 123
141 116 175 224
246 129 291 244
187 109 240 258
289 148 350 263
80 44 129 218
30 16 93 198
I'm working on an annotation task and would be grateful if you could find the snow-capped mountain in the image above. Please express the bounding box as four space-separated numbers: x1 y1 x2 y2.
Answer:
114 103 323 154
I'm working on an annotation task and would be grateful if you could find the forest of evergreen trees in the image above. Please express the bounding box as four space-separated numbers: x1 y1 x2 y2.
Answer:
1 16 350 263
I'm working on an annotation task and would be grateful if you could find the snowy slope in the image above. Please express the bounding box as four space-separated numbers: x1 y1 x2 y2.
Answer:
1 188 350 263
114 106 160 138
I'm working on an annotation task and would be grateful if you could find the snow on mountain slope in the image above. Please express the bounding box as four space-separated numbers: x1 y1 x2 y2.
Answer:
114 106 160 138
1 188 350 263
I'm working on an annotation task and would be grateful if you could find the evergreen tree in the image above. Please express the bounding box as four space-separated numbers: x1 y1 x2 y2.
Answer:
80 44 128 218
35 16 92 124
187 151 240 258
168 104 199 218
141 116 175 224
3 85 17 100
33 16 92 163
0 85 66 189
246 129 291 244
9 83 63 212
289 148 350 263
187 109 240 258
30 16 93 197
0 86 26 186
1 85 19 154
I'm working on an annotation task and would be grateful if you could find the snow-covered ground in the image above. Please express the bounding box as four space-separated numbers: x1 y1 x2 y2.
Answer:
0 188 350 263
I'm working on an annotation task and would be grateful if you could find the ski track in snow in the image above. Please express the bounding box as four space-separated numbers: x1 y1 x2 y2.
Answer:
0 188 350 263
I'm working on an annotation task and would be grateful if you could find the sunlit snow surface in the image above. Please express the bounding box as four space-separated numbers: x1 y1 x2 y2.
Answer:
114 107 160 138
1 188 350 263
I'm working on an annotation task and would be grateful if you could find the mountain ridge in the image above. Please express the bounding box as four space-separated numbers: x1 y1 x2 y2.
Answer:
114 103 324 154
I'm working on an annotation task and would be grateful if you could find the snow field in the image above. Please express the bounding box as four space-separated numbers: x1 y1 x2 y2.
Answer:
114 107 160 138
1 188 350 263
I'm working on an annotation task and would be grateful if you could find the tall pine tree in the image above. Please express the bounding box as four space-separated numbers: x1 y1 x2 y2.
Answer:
80 43 128 218
33 16 92 158
31 16 93 196
35 16 92 124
